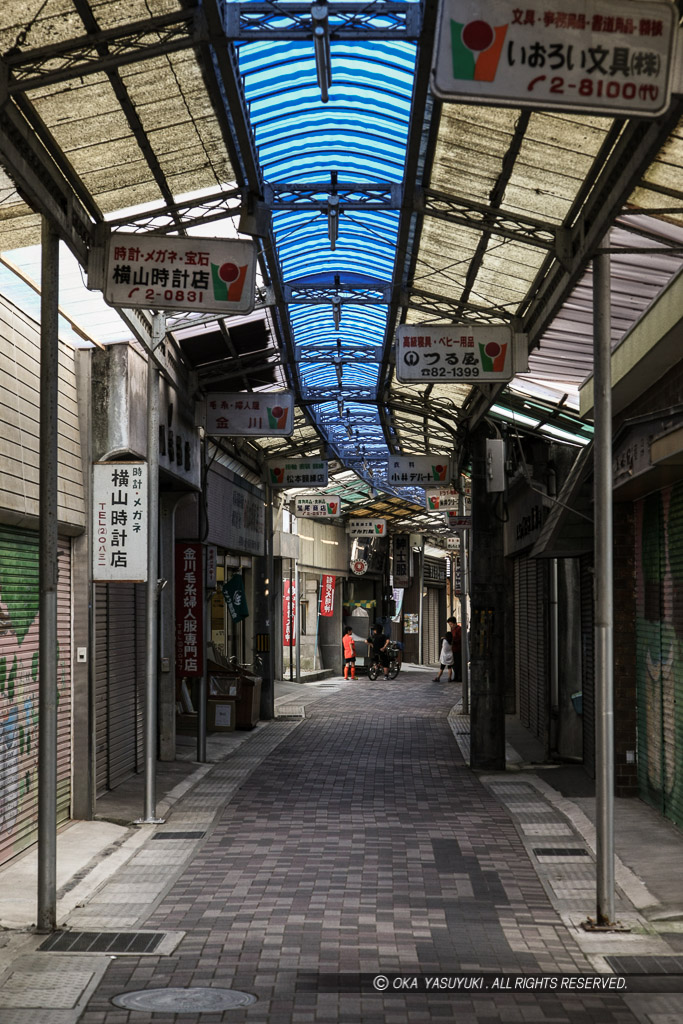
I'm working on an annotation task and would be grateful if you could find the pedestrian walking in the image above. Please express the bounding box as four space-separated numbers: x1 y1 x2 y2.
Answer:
433 631 454 682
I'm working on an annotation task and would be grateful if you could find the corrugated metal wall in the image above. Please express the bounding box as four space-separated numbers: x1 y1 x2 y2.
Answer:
425 587 441 665
514 556 548 742
0 526 71 866
94 582 146 796
635 488 683 827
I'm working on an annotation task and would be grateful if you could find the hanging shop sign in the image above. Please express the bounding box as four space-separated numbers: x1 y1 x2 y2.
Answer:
205 391 295 437
98 232 256 314
443 535 461 551
426 488 460 511
320 575 336 617
347 518 387 537
205 545 217 588
283 579 296 647
396 324 519 383
392 534 413 588
222 574 250 623
432 0 675 118
351 558 369 575
295 495 342 518
445 514 472 530
93 462 148 581
387 456 452 487
267 458 329 488
175 542 204 676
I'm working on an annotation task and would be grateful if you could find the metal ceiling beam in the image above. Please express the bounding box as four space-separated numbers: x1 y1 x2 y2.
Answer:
403 287 513 324
224 2 421 39
284 283 390 303
267 183 402 210
416 186 560 251
107 187 243 234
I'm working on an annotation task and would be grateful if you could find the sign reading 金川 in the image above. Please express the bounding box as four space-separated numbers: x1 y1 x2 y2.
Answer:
295 495 342 518
426 488 460 511
388 456 452 488
175 542 204 676
205 392 295 436
347 518 387 537
268 459 328 488
93 462 148 581
432 0 675 118
320 575 336 617
396 324 516 383
101 232 256 314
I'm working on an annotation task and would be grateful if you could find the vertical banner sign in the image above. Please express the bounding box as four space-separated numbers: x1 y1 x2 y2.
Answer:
222 575 250 623
283 579 296 647
320 575 336 617
205 545 217 588
175 543 204 676
392 534 413 588
93 462 148 581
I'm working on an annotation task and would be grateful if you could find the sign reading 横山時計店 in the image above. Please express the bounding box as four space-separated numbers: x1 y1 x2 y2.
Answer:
388 456 452 488
395 325 522 383
268 459 328 488
432 0 675 117
205 392 295 436
99 233 257 315
93 462 148 581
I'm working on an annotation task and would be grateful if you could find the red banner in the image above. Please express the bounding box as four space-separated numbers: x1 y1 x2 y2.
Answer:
320 574 336 617
283 579 296 647
175 542 204 676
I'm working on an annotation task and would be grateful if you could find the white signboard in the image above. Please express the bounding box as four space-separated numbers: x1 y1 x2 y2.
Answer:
445 514 472 530
443 536 461 551
388 456 452 488
93 462 148 581
295 495 342 518
102 232 257 314
426 489 460 511
205 392 295 436
268 459 328 488
432 0 675 117
347 518 388 537
396 324 515 383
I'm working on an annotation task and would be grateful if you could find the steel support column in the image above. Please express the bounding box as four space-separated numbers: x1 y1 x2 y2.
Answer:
37 218 59 933
593 249 615 926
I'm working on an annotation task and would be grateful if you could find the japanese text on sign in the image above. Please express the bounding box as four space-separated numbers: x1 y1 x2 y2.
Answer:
432 0 674 117
93 462 148 581
206 392 295 437
101 232 256 314
175 543 204 676
269 459 329 487
396 324 514 382
320 575 336 617
295 495 342 518
388 456 452 487
283 579 296 647
427 489 460 511
347 518 387 537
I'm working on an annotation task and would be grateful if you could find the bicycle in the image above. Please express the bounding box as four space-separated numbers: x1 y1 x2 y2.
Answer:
368 641 401 680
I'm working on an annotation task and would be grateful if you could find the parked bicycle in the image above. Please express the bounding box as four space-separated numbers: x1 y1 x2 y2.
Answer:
368 640 401 680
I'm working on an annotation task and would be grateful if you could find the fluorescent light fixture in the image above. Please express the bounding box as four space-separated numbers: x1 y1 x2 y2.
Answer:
490 403 540 428
327 194 339 249
312 4 331 103
540 424 591 445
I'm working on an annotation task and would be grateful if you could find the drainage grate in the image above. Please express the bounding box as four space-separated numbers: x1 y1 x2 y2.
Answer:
151 831 206 840
39 931 166 955
605 956 683 974
112 987 257 1011
532 847 589 857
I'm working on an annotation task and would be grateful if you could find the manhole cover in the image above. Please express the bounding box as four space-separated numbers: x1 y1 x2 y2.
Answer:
112 987 257 1011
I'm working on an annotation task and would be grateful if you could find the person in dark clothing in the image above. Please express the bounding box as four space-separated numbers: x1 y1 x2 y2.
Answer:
447 615 462 682
367 623 390 678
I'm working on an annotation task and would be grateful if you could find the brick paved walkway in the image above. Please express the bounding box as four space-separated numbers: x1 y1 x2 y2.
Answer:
78 676 642 1023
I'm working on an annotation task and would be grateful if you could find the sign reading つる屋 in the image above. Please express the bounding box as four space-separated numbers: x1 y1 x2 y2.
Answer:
347 518 387 537
388 456 452 488
432 0 675 118
101 232 256 314
396 324 515 383
268 459 328 488
295 495 342 518
93 462 148 581
205 392 294 436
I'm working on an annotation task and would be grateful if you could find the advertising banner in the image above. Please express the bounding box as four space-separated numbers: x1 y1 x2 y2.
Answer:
432 0 675 117
268 459 329 487
175 542 204 676
93 462 148 581
388 456 452 487
320 575 336 617
206 391 295 436
222 574 249 623
396 324 515 383
102 232 257 314
392 534 413 588
283 579 296 647
295 494 342 518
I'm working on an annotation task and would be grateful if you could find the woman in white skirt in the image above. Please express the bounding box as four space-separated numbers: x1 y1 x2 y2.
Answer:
433 633 454 682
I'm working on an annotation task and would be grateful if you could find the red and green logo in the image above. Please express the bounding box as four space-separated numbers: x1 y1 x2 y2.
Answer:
327 501 339 515
211 261 248 301
479 340 508 373
428 495 440 510
450 19 508 82
374 524 385 535
269 466 285 484
267 404 289 430
431 463 448 482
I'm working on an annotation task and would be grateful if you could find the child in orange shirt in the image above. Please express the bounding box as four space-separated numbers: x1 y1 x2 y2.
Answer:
342 627 356 679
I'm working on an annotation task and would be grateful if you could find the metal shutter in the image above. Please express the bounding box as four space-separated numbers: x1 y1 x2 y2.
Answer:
425 587 440 665
0 527 72 866
514 556 548 743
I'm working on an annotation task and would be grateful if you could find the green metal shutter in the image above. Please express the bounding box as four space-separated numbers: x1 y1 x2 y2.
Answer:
0 526 72 867
515 556 548 743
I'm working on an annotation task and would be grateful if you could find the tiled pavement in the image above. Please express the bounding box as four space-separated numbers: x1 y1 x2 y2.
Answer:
2 671 683 1022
